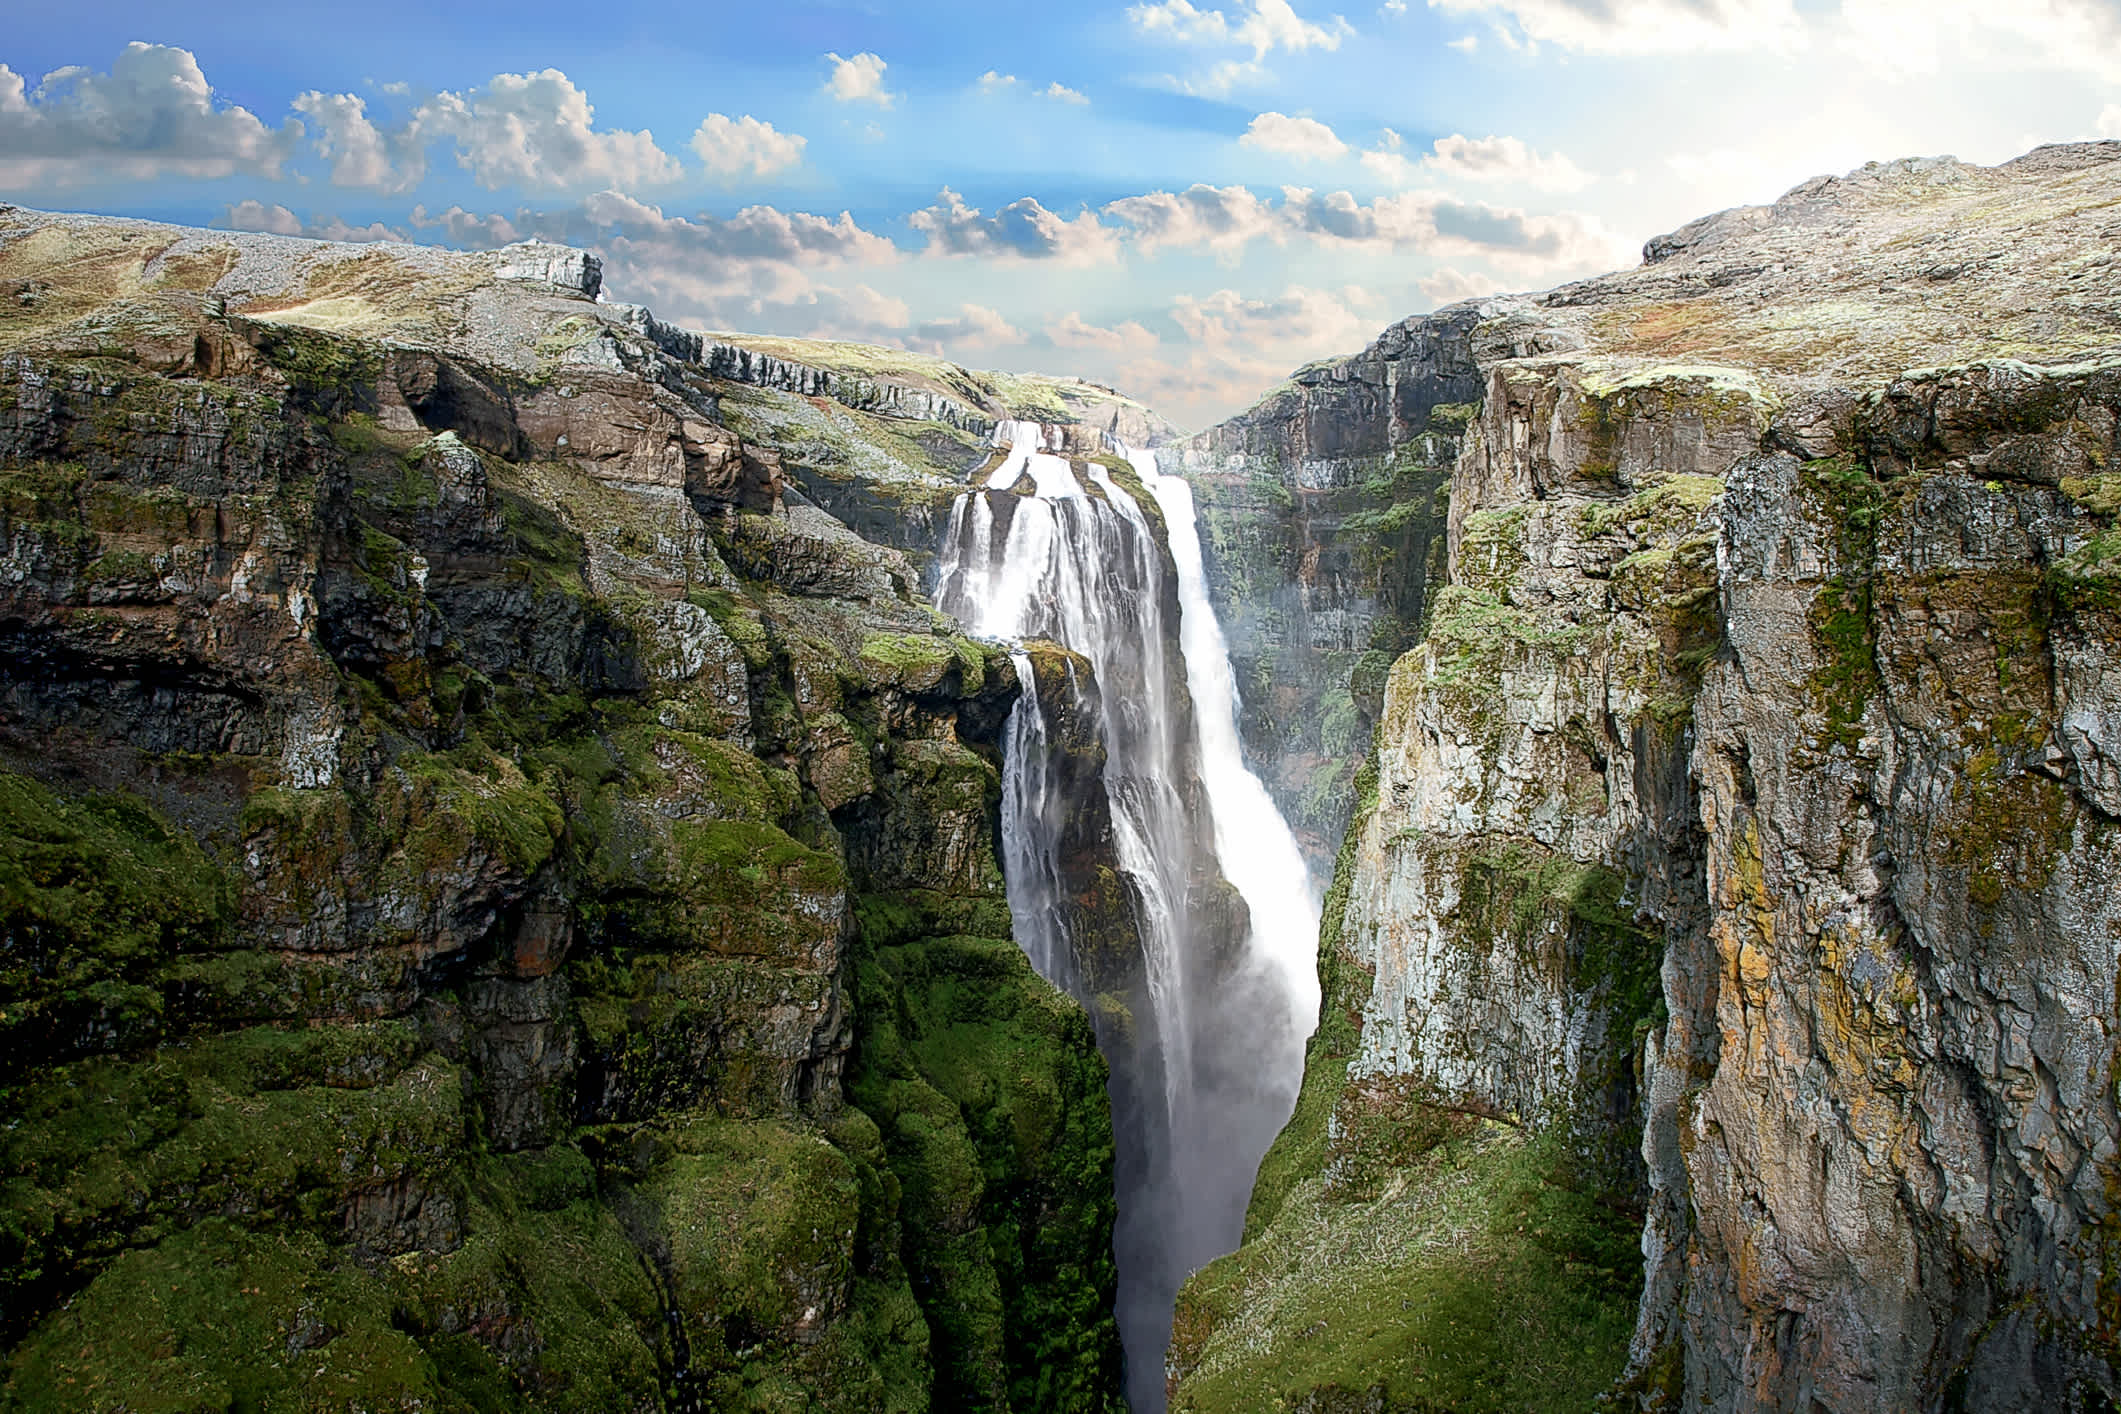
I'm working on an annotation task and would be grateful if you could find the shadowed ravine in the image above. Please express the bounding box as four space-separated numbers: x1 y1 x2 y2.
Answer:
935 421 1319 1411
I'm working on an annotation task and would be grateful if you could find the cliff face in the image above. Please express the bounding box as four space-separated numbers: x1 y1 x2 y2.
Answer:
0 207 1127 1411
1174 142 2121 1413
1170 317 1482 870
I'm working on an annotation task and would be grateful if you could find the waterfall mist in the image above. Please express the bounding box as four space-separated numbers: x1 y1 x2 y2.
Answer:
936 422 1319 1412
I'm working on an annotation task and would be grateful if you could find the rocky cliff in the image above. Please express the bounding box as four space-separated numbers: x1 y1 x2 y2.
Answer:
1172 142 2121 1412
0 206 1136 1411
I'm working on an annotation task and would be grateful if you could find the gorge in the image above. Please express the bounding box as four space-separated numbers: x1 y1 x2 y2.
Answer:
5 136 2121 1414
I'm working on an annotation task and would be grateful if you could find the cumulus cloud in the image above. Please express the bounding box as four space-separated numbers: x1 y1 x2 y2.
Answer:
396 190 898 317
407 69 683 190
1130 0 1354 92
909 188 1122 265
1097 181 1622 273
1102 183 1286 256
1426 0 1803 53
979 70 1019 91
1048 311 1161 354
0 42 301 187
222 200 402 243
1043 82 1091 104
1421 132 1592 190
825 52 895 107
690 113 806 179
1240 111 1348 160
291 90 404 190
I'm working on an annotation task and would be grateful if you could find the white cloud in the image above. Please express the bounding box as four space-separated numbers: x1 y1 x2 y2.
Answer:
825 51 895 107
690 113 806 180
1360 128 1418 184
910 302 1026 353
1171 284 1374 349
1104 282 1377 427
1838 0 2121 81
409 69 683 191
0 43 301 188
1103 183 1287 256
1099 180 1623 273
225 199 304 236
1448 32 1478 50
1418 265 1497 304
2100 103 2121 138
1130 0 1354 92
1049 312 1161 354
291 90 406 191
410 203 524 247
1240 111 1348 160
981 72 1089 103
1423 132 1592 190
222 200 402 243
909 187 1123 265
1426 0 1803 54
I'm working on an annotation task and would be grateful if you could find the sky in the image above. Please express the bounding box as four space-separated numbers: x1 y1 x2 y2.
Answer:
4 1 2119 429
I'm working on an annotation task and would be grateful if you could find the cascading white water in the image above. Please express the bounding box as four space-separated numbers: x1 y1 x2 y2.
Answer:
937 422 1318 1413
1130 448 1323 1050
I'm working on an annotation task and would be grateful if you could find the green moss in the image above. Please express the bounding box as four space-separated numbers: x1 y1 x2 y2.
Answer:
3 1218 441 1412
1800 456 1888 751
0 772 232 1074
846 924 1125 1412
1426 402 1480 433
1173 1125 1643 1414
247 321 383 412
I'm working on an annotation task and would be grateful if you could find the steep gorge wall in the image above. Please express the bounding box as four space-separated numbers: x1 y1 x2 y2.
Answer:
1175 144 2121 1413
0 210 1127 1412
1170 313 1485 869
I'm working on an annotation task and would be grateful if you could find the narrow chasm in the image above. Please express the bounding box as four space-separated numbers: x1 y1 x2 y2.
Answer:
934 420 1321 1412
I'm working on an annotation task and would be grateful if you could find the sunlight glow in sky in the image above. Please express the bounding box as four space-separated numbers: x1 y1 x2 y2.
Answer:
5 0 2118 427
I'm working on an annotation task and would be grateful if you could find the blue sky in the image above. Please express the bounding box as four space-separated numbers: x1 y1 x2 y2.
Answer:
5 0 2119 427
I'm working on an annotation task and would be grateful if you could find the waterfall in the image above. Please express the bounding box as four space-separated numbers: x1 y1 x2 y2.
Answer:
936 423 1318 1413
1131 452 1323 1049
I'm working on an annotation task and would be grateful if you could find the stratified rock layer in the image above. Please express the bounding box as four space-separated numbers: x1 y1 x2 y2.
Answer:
1175 143 2121 1413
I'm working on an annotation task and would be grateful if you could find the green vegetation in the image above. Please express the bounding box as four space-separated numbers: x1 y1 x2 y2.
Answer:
847 920 1127 1412
1172 1124 1645 1414
1802 456 1887 752
0 772 232 1077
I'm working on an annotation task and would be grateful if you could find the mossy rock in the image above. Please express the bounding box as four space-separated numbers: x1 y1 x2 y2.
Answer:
0 771 233 1074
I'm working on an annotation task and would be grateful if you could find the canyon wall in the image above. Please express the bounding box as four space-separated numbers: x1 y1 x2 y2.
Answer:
1174 142 2121 1413
0 208 1137 1412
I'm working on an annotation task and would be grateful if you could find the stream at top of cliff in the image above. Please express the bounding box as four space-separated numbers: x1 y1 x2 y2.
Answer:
936 420 1320 1412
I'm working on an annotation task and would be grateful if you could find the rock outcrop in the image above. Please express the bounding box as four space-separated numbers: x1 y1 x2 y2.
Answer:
1174 142 2121 1413
0 205 1127 1411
